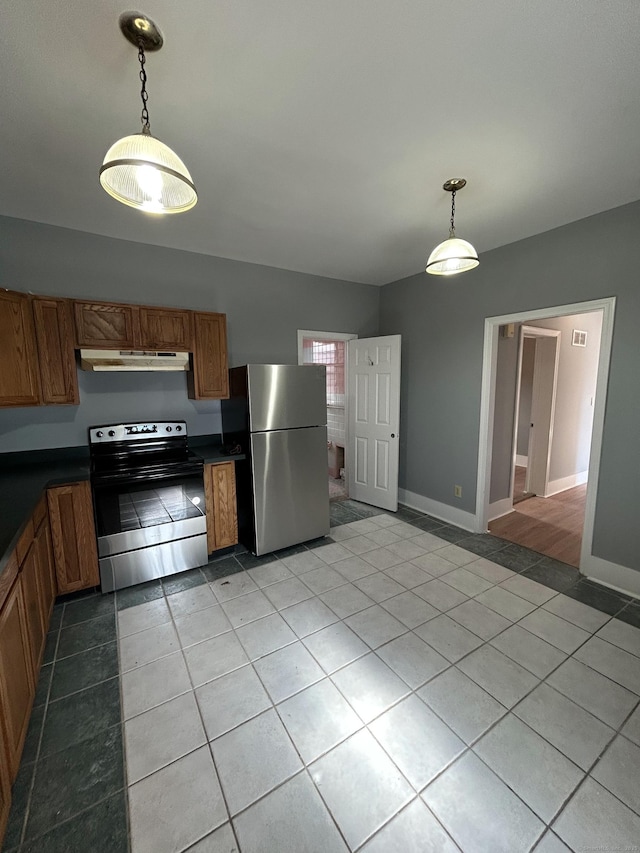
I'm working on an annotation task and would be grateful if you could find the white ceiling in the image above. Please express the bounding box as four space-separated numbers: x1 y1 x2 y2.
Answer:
2 1 639 285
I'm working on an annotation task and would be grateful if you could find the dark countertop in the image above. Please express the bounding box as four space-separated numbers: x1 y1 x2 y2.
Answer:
0 436 245 582
189 441 246 465
0 447 91 577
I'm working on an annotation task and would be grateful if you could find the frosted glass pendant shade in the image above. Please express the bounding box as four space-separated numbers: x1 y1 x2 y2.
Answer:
426 236 479 276
100 133 197 214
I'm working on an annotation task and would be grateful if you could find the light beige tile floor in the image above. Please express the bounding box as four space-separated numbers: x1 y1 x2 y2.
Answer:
117 510 640 853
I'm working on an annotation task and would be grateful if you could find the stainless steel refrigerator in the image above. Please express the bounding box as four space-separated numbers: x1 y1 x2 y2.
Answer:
221 364 330 555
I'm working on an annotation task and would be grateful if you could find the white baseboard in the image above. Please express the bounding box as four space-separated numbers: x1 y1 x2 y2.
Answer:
398 488 476 532
515 455 528 467
545 470 588 497
582 553 640 600
488 497 513 522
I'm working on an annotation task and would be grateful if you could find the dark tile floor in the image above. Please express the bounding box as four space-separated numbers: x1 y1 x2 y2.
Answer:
3 592 126 852
3 500 638 852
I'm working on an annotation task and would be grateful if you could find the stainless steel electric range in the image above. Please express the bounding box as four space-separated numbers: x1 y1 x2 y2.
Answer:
89 421 207 593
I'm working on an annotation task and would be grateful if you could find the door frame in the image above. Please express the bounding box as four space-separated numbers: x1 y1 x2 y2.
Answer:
297 330 358 491
475 297 616 573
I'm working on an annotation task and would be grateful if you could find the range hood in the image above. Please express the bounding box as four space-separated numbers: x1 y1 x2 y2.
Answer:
80 349 190 372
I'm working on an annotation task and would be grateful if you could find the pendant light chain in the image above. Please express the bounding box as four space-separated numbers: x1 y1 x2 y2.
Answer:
138 41 151 134
449 189 457 238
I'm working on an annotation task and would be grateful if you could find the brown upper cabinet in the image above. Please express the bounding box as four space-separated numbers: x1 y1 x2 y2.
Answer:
138 307 193 351
188 312 229 400
2 290 229 406
32 297 79 405
0 289 41 407
74 301 193 352
74 301 138 349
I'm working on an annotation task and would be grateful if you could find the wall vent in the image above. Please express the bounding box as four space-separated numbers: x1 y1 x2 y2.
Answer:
572 329 587 347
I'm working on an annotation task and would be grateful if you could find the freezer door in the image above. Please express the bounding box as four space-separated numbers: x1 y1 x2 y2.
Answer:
247 364 327 431
251 425 330 554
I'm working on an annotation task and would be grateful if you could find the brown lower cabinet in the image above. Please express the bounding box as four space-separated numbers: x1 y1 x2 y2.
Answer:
0 723 10 847
0 480 100 847
20 544 46 676
0 576 34 780
204 462 238 554
47 481 99 595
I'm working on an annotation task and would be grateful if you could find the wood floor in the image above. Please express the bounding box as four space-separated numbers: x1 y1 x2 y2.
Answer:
489 479 587 568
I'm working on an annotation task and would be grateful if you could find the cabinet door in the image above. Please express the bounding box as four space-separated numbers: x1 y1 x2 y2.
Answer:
73 301 137 349
20 544 46 675
47 482 100 594
205 462 238 553
188 312 229 400
0 720 10 850
0 578 34 780
138 307 193 351
32 298 79 405
35 519 56 623
0 289 41 407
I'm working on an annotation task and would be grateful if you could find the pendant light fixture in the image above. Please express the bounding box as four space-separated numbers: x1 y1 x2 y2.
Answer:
426 178 478 275
99 12 197 215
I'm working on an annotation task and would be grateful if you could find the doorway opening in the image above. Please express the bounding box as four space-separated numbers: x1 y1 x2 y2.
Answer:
476 297 615 579
298 330 356 501
488 313 602 566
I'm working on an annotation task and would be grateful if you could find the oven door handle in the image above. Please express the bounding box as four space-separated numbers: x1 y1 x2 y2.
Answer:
91 463 204 485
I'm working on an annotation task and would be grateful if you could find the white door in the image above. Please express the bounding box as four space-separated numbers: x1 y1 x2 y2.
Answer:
347 335 401 511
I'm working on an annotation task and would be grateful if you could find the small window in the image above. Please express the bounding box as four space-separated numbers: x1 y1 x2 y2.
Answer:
302 338 345 406
572 330 588 347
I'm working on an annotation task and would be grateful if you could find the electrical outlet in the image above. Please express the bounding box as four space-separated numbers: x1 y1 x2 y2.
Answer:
454 485 462 498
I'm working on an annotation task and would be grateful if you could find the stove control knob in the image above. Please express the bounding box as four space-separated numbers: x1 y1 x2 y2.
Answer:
108 430 116 437
166 426 172 432
96 431 104 438
175 425 182 432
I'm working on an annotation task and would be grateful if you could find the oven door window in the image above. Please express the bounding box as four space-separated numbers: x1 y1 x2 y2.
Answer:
94 473 205 539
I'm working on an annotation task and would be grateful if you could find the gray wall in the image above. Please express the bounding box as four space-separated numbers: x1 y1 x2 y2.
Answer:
380 200 640 571
0 216 379 451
